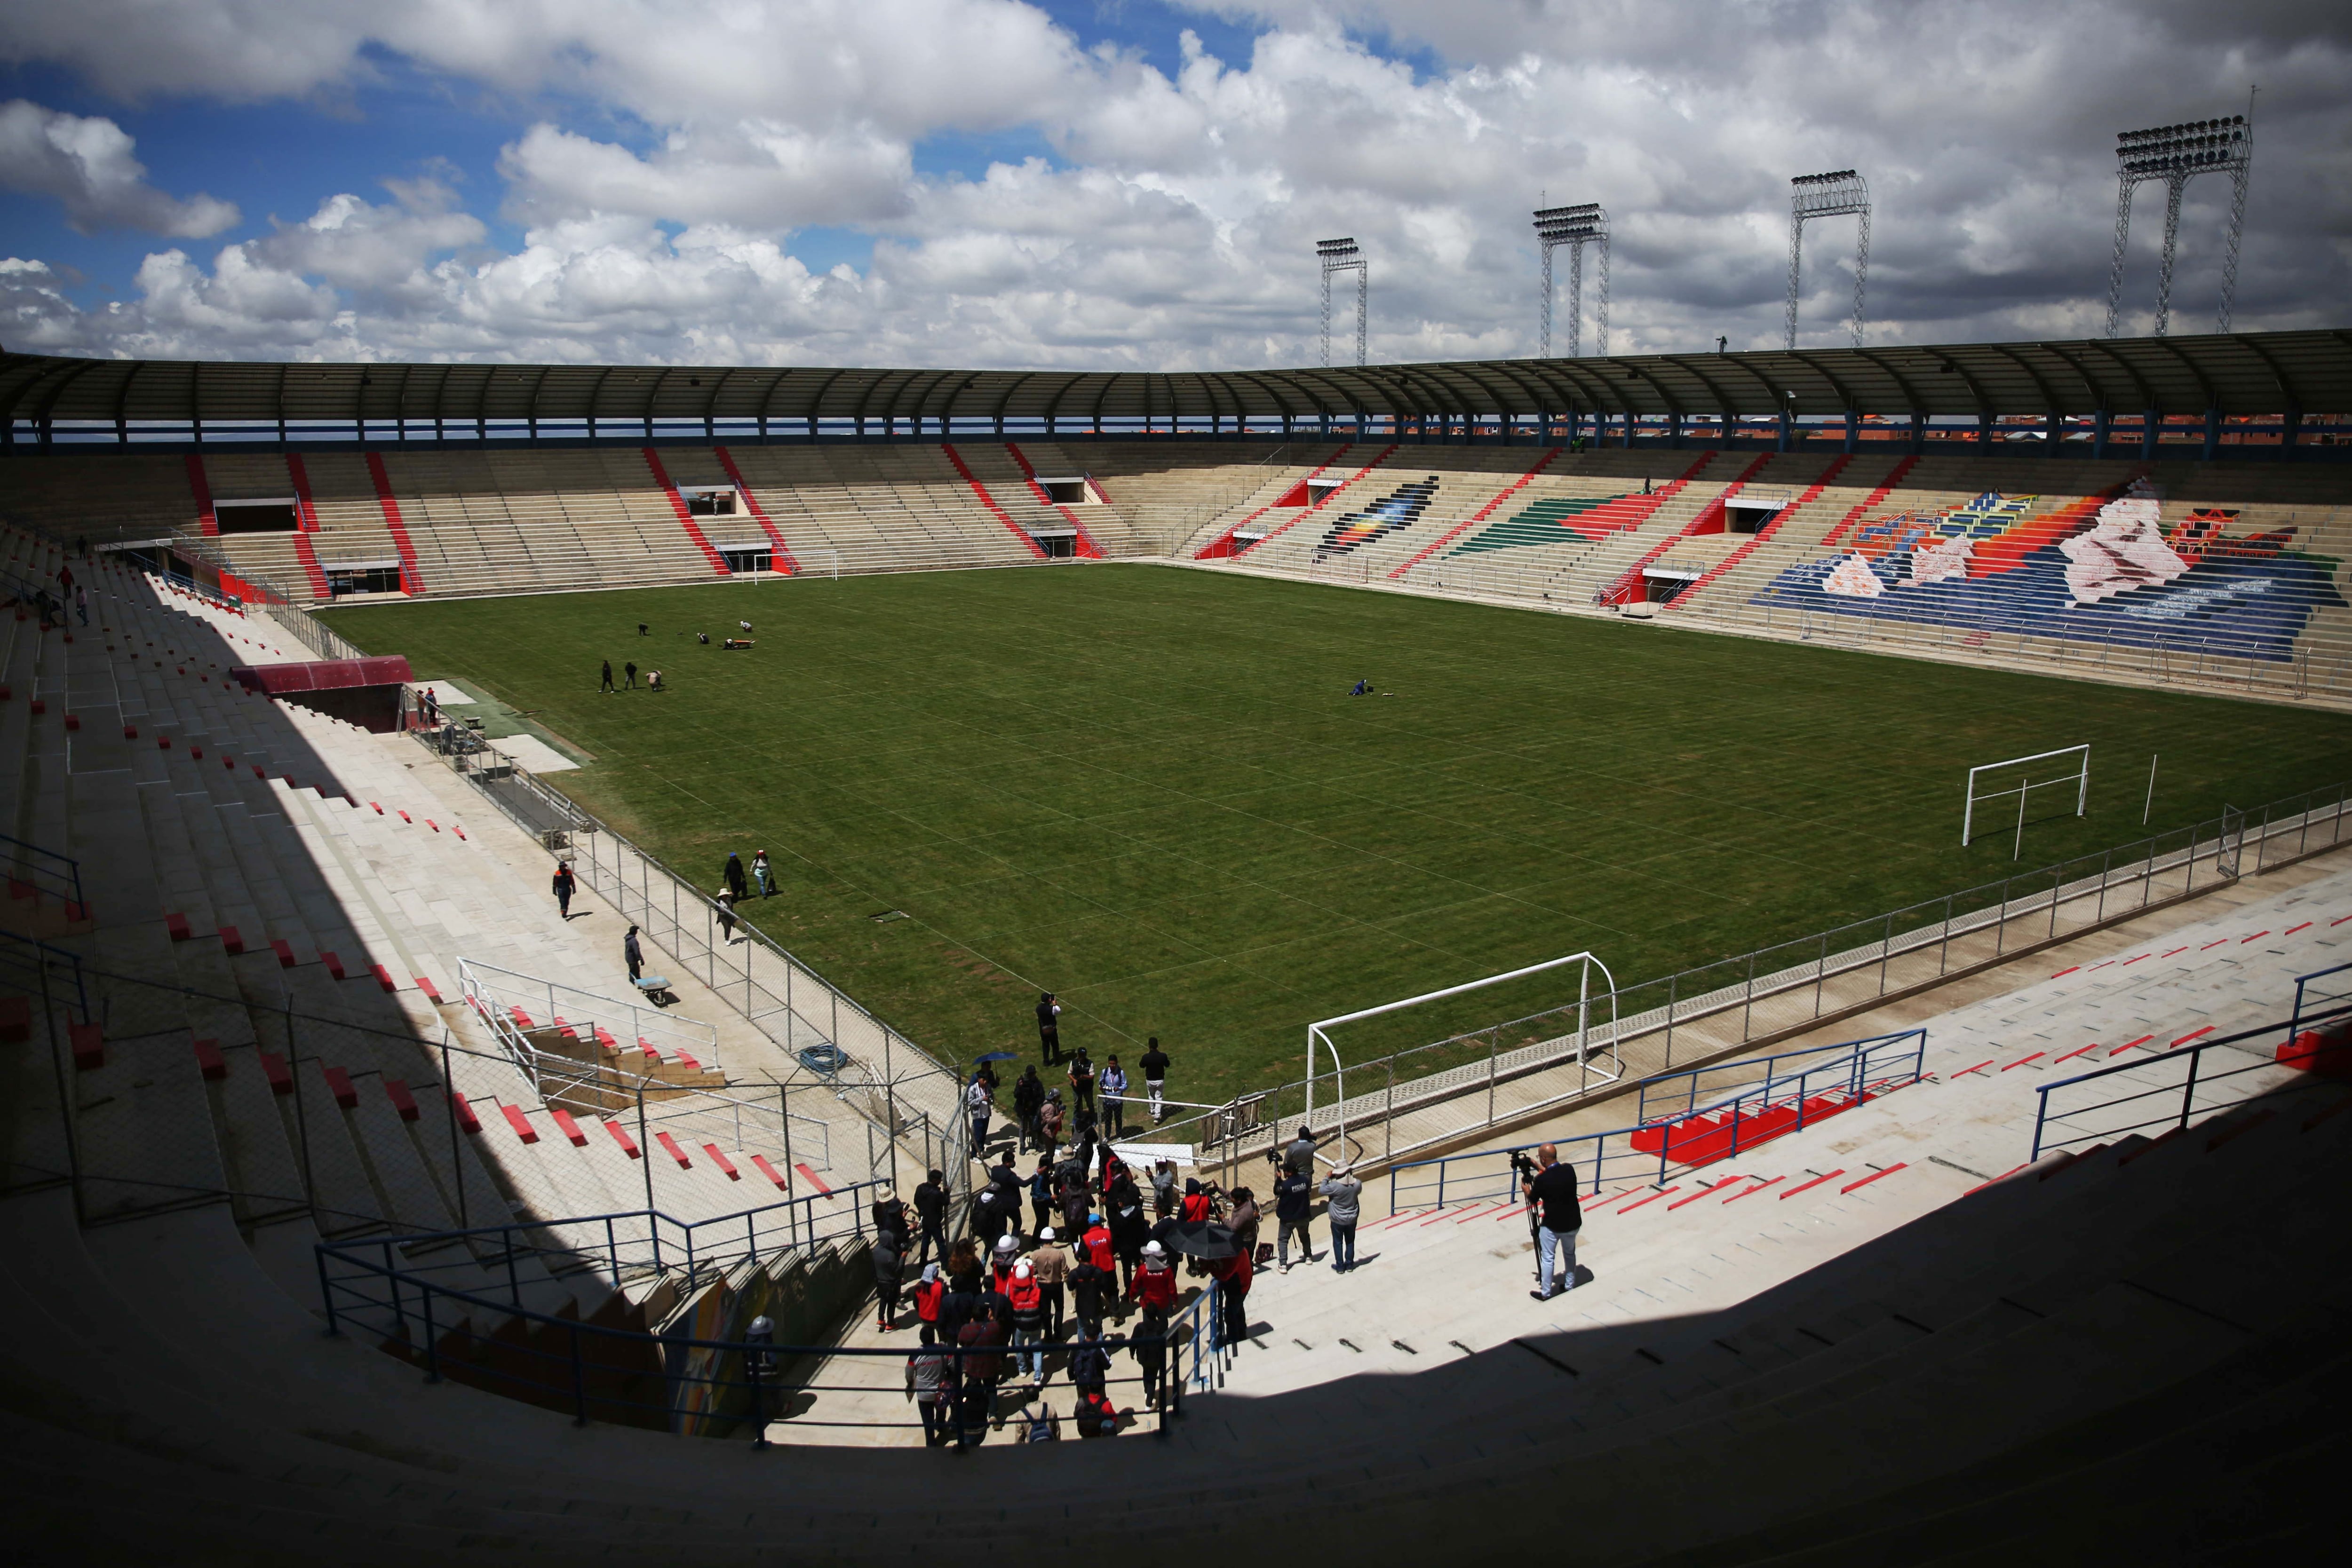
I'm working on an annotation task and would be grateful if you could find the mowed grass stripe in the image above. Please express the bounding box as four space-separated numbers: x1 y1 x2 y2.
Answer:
324 564 2352 1103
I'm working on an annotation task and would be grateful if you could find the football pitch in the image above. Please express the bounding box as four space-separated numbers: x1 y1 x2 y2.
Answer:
321 564 2352 1104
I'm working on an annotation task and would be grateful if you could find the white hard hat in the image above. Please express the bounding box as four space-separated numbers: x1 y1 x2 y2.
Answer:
1039 1227 1056 1242
1014 1261 1032 1278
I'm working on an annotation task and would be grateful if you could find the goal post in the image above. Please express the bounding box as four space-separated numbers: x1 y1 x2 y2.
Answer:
781 548 840 581
1303 950 1620 1166
1962 744 2089 847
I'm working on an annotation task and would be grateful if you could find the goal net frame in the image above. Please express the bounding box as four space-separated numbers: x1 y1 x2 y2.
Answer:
779 548 840 581
1962 744 2089 846
1303 950 1620 1166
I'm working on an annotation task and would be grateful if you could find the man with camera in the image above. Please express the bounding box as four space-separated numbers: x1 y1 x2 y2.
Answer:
1519 1143 1583 1301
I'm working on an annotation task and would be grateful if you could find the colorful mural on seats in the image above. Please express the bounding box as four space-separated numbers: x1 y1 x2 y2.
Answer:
1314 475 1440 560
1756 480 2345 662
1447 491 1643 555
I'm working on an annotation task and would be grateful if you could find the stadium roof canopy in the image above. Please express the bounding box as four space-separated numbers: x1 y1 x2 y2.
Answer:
2 329 2346 433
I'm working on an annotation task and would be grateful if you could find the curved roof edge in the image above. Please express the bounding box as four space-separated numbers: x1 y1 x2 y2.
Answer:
3 329 2346 427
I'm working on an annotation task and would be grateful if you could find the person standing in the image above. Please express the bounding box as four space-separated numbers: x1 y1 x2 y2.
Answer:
1028 1159 1055 1239
1037 1091 1064 1165
1029 1226 1068 1338
1108 1172 1148 1297
1226 1187 1261 1268
1139 1037 1170 1124
1521 1142 1584 1302
966 1074 993 1159
1067 1248 1111 1339
600 659 615 693
912 1262 945 1334
907 1324 953 1447
1014 1066 1045 1154
1067 1049 1096 1120
74 586 87 626
1208 1242 1253 1348
1099 1055 1128 1137
1320 1163 1363 1273
743 1314 779 1434
873 1227 904 1330
723 853 749 901
1007 1261 1045 1383
953 1302 1005 1449
552 862 576 921
1284 1125 1319 1181
624 925 644 984
1069 1322 1111 1405
912 1170 947 1266
1150 1158 1178 1221
1274 1164 1314 1270
1036 992 1062 1064
871 1185 909 1253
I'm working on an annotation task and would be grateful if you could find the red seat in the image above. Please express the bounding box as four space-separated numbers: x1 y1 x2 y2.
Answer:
70 1023 103 1071
383 1078 420 1121
322 1066 358 1109
500 1103 539 1143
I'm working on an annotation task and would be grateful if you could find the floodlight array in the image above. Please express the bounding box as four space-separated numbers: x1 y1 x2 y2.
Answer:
2105 110 2254 338
1533 203 1609 358
1318 238 1368 368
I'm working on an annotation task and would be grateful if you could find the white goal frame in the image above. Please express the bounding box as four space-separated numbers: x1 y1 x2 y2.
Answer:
1962 744 2089 846
779 547 840 581
1303 950 1619 1166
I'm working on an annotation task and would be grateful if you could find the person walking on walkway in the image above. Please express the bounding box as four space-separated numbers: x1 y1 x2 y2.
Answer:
624 660 638 689
912 1262 945 1335
1008 1260 1045 1383
552 862 576 921
1014 1066 1045 1154
1029 1227 1068 1338
1067 1248 1112 1339
1036 992 1061 1064
600 659 615 693
913 1170 947 1266
715 889 739 945
1521 1142 1584 1302
1320 1164 1362 1273
1139 1037 1169 1123
907 1324 953 1447
1274 1165 1314 1269
751 849 773 897
874 1228 904 1330
624 925 644 984
953 1302 1005 1449
1099 1055 1128 1137
723 853 748 901
1109 1172 1148 1297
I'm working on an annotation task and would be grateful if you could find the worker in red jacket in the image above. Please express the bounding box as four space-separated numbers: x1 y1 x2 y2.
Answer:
1081 1212 1117 1315
1126 1239 1179 1311
912 1263 945 1331
1207 1241 1253 1348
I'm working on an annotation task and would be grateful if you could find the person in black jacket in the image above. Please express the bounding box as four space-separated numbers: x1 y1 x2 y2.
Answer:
1067 1254 1112 1338
624 926 644 984
1521 1142 1584 1301
1036 992 1062 1064
723 852 748 900
551 862 576 921
1139 1037 1170 1123
912 1171 947 1265
871 1185 909 1252
1107 1172 1149 1298
1013 1066 1045 1154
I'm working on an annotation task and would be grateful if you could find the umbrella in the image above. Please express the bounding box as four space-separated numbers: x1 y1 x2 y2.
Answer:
973 1050 1021 1064
1160 1220 1240 1261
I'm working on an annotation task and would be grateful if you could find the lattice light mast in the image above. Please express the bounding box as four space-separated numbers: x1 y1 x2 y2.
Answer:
1534 204 1609 357
1785 170 1871 350
1318 238 1367 367
2103 113 2253 338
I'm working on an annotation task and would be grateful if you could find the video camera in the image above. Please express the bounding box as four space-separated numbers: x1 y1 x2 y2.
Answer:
1508 1148 1538 1180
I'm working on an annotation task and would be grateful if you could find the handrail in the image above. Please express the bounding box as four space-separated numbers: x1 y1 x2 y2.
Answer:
2029 995 2352 1161
1385 1027 1927 1212
316 1209 1215 1442
0 929 89 1022
0 830 85 914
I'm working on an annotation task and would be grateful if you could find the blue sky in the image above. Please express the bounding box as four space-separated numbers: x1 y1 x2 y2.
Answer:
0 2 2344 368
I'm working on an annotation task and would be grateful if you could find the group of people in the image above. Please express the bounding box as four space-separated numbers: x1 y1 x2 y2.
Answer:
866 1154 1201 1448
598 658 664 691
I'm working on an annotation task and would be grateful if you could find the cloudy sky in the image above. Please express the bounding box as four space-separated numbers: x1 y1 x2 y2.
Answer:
0 1 2344 370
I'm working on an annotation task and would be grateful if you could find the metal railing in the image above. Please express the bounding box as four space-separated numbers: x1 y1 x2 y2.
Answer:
0 831 85 914
460 957 722 1080
2027 995 2352 1162
1386 1027 1926 1213
316 1212 1218 1442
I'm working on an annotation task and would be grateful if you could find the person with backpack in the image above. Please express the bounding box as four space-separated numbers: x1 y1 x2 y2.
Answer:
1007 1260 1046 1383
906 1324 954 1447
1067 1248 1112 1339
1057 1160 1091 1242
1069 1322 1111 1402
1077 1388 1121 1437
1017 1399 1060 1443
1274 1165 1315 1270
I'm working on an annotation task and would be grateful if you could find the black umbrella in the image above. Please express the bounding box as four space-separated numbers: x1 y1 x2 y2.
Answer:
1161 1220 1240 1261
973 1050 1020 1064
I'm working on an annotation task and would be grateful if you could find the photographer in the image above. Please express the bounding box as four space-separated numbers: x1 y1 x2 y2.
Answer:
1519 1143 1583 1302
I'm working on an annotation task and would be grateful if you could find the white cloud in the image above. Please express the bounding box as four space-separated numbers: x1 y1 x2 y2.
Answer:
0 100 239 236
3 1 2348 368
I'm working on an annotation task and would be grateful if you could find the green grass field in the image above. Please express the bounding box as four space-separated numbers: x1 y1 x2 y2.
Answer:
321 564 2352 1105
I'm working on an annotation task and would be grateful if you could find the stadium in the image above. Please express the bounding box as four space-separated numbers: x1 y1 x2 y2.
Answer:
6 7 2352 1564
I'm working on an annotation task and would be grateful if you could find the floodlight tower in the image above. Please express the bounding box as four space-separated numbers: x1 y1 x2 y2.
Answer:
1534 203 1609 357
1318 238 1367 367
2103 111 2253 337
1785 170 1871 350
